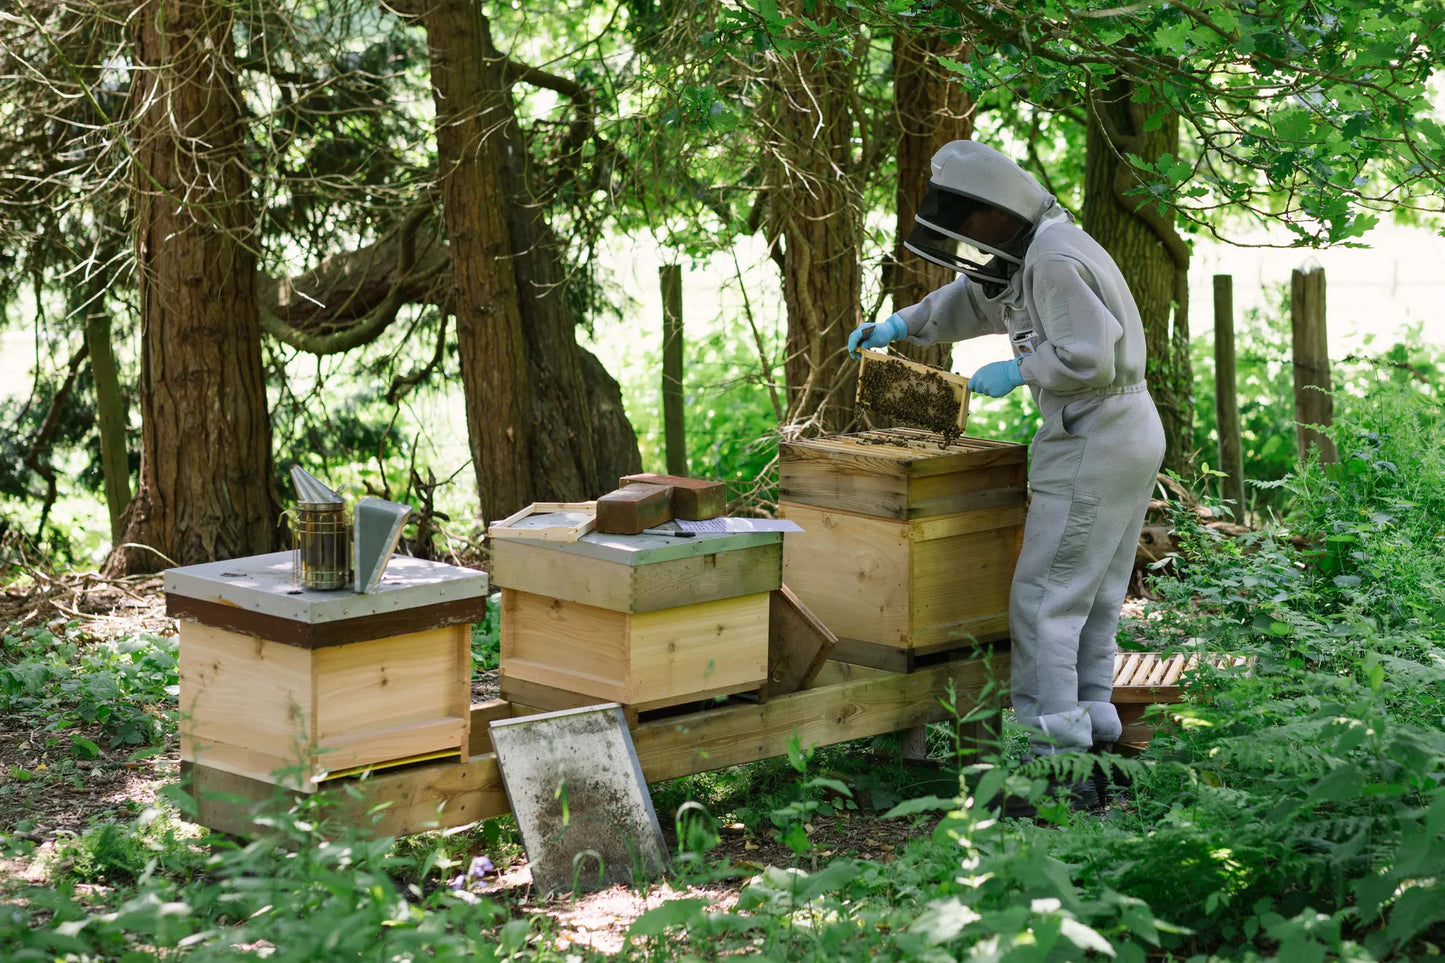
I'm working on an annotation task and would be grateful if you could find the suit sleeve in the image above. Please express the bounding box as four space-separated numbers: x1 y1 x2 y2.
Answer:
1017 256 1123 391
895 275 1006 345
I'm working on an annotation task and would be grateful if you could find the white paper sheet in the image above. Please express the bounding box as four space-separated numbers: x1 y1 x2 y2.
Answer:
674 517 804 534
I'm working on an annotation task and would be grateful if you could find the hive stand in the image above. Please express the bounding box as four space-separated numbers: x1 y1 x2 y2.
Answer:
174 520 1013 839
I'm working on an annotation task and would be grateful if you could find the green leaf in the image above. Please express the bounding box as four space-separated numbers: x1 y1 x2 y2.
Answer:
70 735 100 759
883 795 956 819
1306 764 1366 805
1388 885 1445 946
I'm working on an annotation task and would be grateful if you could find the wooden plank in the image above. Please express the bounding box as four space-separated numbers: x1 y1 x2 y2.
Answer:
808 659 893 687
499 589 629 702
498 675 618 714
467 699 514 757
381 652 1011 835
167 594 486 649
179 622 314 763
182 762 313 837
778 445 910 519
180 738 319 791
912 503 1027 541
630 650 1008 782
907 486 1028 520
1111 685 1181 704
314 626 470 744
764 585 837 697
627 592 770 704
315 717 466 773
489 538 782 614
828 637 911 672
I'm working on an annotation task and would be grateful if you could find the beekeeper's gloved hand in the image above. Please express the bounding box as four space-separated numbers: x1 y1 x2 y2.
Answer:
847 314 907 360
969 358 1025 397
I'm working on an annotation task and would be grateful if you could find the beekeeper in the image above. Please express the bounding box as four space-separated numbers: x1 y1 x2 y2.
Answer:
849 141 1165 788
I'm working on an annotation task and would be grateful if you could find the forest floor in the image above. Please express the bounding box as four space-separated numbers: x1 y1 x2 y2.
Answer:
0 569 973 952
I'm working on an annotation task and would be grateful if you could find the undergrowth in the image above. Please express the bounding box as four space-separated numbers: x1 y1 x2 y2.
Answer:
2 380 1443 960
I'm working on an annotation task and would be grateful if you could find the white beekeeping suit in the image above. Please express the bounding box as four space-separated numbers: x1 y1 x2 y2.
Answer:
876 141 1165 760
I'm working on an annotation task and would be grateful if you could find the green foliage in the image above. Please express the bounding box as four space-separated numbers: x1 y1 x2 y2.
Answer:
1 790 511 962
613 313 783 503
1191 294 1445 517
0 625 176 748
471 592 501 674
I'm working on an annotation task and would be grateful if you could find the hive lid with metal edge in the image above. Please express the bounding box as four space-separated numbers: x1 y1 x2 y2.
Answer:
289 465 344 506
353 496 412 594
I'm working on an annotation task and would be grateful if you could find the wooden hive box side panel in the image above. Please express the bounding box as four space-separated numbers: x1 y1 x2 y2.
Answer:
778 441 909 518
312 625 471 770
778 502 912 648
490 540 632 610
906 462 1028 518
908 508 1023 650
628 542 783 613
625 592 770 707
493 539 782 614
499 588 629 703
178 622 315 778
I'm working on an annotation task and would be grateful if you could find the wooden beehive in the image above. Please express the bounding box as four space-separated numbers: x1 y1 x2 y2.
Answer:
779 427 1027 671
491 530 782 714
166 552 487 791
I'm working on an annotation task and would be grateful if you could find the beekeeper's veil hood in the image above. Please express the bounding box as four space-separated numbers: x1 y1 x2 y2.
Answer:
904 141 1061 288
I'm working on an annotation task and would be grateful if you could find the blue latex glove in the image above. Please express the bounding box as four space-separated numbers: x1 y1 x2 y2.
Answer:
969 358 1025 398
847 314 908 359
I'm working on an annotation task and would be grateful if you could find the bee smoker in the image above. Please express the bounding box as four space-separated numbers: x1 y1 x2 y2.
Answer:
287 465 413 593
289 466 352 591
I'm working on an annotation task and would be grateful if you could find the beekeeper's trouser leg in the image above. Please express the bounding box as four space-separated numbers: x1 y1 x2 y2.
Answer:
1008 387 1164 755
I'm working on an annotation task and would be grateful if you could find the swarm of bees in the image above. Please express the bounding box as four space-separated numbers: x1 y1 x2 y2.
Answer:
857 356 964 446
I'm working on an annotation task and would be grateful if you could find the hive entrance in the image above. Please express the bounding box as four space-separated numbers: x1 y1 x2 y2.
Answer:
855 348 970 445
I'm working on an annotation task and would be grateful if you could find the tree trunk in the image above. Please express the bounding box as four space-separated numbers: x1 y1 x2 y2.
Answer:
107 0 278 574
421 0 533 526
420 6 638 522
79 271 131 543
763 2 863 435
886 31 973 373
1083 81 1193 475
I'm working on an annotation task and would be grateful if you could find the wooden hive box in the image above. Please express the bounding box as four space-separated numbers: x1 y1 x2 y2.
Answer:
778 427 1027 671
490 529 782 715
166 552 487 791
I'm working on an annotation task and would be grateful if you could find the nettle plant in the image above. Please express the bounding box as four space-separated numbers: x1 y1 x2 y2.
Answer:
0 625 177 751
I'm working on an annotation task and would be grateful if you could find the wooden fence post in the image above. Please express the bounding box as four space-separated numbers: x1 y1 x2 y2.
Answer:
1212 275 1247 520
659 264 687 476
1290 261 1339 464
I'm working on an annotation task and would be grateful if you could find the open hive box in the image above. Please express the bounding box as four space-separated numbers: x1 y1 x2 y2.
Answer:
779 427 1026 671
